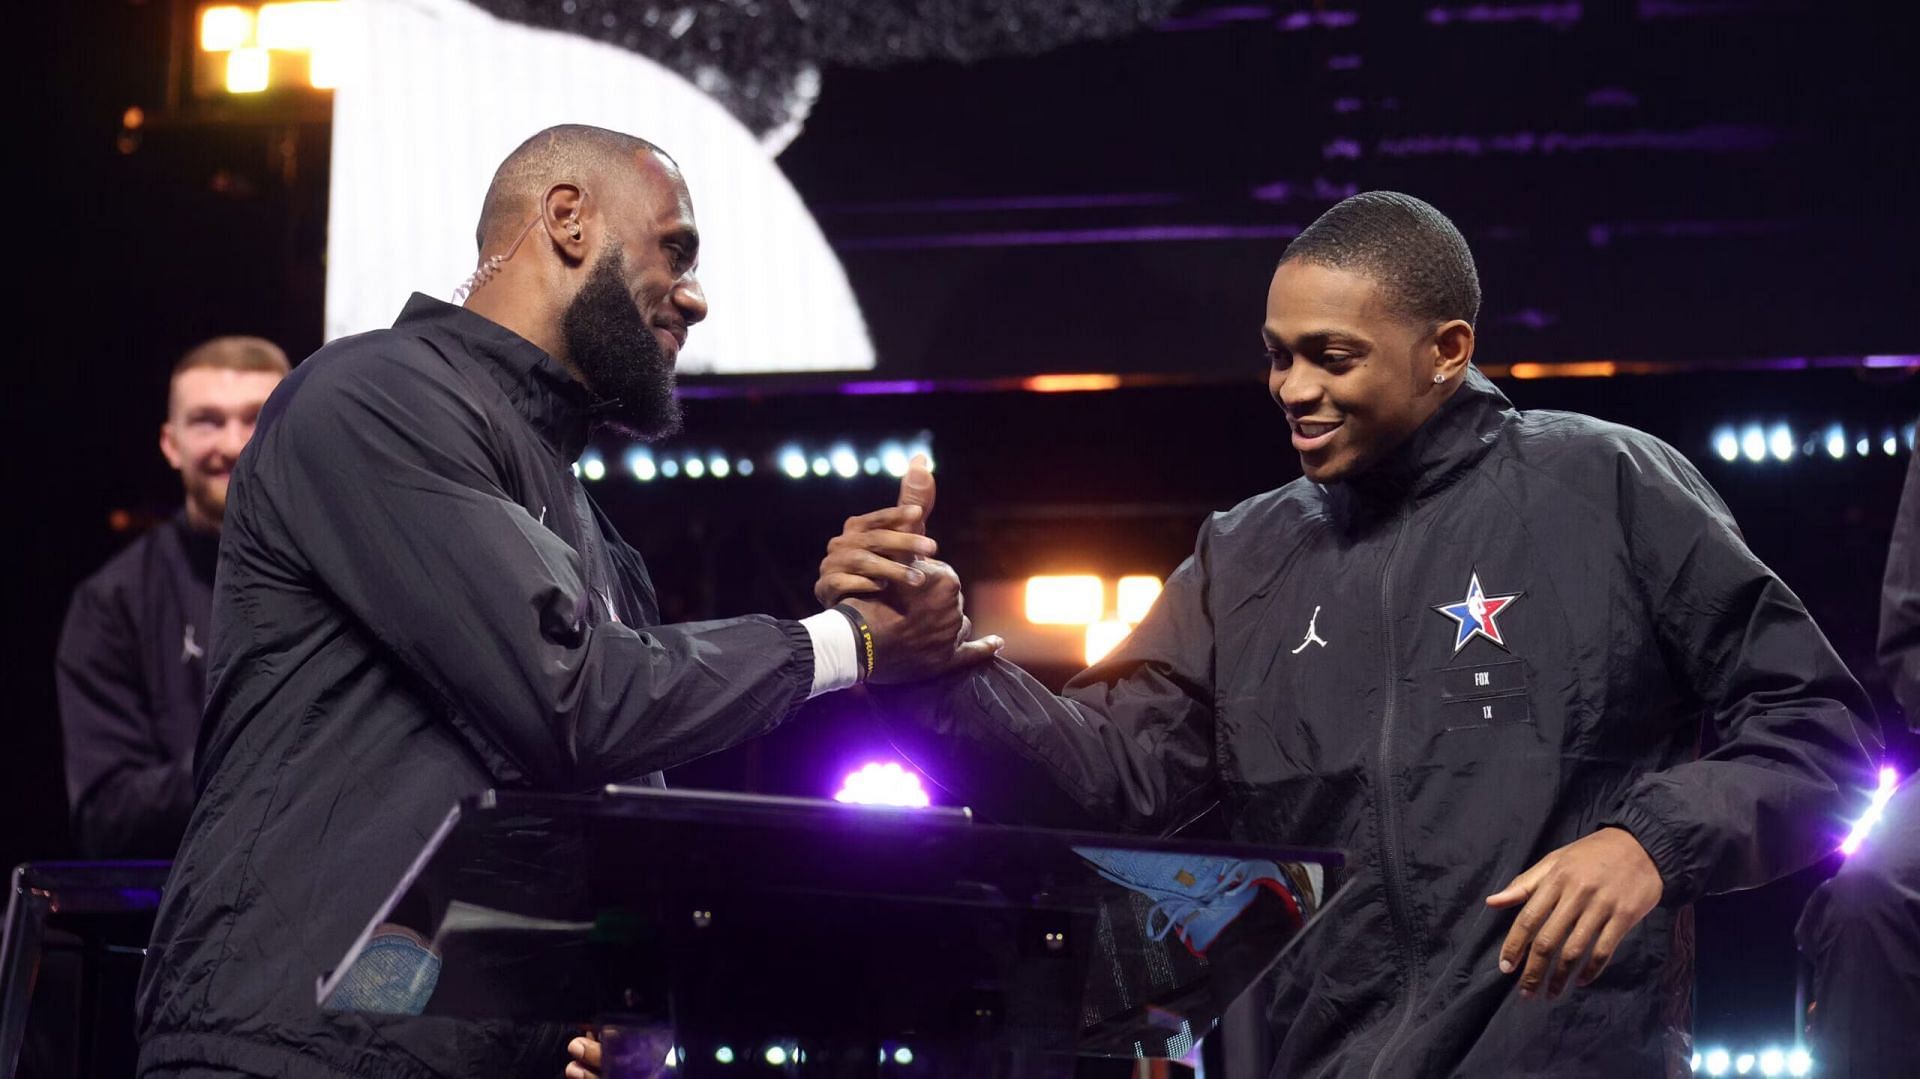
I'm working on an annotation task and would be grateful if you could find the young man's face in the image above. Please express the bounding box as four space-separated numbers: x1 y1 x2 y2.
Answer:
1263 260 1456 484
160 367 283 528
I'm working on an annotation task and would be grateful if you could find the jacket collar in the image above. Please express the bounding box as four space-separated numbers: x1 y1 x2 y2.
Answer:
1330 365 1513 514
394 293 594 461
171 509 221 585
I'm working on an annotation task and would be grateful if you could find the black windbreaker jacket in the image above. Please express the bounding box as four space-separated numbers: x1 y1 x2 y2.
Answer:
879 369 1878 1077
136 295 819 1078
55 511 218 858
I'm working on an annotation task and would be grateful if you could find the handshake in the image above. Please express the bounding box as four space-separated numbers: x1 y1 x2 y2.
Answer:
811 454 1004 684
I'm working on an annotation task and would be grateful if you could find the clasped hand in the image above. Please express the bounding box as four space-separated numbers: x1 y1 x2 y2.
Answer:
814 455 1000 683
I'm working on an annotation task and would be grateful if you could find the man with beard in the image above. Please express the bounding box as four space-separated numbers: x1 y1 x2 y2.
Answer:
135 125 991 1079
57 336 288 858
817 193 1877 1075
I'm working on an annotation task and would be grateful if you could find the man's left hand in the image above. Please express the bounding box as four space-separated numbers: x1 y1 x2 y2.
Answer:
1486 826 1664 1000
566 1034 600 1079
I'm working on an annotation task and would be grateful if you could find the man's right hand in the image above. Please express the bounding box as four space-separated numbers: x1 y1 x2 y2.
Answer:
819 455 1000 681
843 560 1002 683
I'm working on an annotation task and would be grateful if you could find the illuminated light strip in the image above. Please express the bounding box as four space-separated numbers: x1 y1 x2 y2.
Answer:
1507 360 1617 379
1023 373 1123 393
672 355 1918 400
1839 766 1901 856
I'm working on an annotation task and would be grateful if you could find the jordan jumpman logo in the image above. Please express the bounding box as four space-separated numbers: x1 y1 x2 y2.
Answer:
1291 606 1329 654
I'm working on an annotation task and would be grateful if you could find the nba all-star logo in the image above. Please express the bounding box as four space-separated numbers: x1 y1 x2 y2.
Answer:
1432 571 1523 654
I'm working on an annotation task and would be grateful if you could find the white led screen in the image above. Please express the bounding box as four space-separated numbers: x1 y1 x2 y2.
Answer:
324 0 874 374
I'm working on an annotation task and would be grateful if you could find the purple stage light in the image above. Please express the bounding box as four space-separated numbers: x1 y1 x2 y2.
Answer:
1838 766 1900 856
834 761 932 808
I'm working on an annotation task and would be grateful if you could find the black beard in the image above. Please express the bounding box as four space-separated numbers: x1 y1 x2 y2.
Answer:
560 248 683 441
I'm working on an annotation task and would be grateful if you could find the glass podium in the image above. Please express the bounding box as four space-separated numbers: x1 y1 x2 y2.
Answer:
320 787 1344 1078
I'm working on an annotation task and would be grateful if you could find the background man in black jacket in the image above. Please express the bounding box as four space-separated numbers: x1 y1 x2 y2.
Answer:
818 192 1878 1076
135 125 991 1079
56 336 288 859
1796 439 1920 1076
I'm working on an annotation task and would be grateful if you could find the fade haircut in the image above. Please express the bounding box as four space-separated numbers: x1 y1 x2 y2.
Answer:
475 124 667 252
1280 191 1481 328
167 336 290 417
171 336 290 380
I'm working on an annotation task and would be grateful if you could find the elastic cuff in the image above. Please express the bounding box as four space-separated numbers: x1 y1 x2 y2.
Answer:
1599 800 1695 907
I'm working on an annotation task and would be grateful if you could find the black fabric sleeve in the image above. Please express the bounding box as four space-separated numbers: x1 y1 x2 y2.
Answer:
54 576 194 858
1601 440 1880 904
875 520 1222 834
253 351 815 789
1878 440 1920 729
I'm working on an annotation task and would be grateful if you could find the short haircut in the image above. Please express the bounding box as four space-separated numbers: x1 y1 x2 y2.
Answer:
1280 191 1482 327
168 336 289 416
475 124 666 252
172 336 291 381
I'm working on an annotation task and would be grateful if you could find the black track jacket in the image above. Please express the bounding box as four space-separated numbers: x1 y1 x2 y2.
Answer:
56 511 218 858
879 369 1878 1077
136 295 819 1078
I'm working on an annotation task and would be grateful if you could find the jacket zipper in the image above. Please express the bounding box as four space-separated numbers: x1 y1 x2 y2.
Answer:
1366 509 1420 1079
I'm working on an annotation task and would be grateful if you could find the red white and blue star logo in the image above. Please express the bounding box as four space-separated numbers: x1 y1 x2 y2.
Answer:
1432 572 1523 654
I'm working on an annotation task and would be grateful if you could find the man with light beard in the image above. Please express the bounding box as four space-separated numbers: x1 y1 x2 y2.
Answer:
134 125 993 1079
57 336 288 859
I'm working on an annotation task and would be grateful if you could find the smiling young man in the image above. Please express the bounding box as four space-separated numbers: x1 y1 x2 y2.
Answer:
56 336 288 859
820 192 1878 1075
134 125 987 1079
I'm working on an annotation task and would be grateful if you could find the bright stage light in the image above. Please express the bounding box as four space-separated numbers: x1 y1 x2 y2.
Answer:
1767 425 1794 462
1856 436 1870 456
811 457 831 477
257 2 339 51
1839 766 1901 855
780 448 808 479
709 457 730 478
628 450 656 482
736 459 754 476
1116 576 1163 625
863 456 881 475
1085 620 1131 666
1736 1052 1755 1074
308 48 339 90
660 459 680 479
200 6 255 51
880 443 909 477
1705 1048 1730 1075
764 1046 788 1066
226 47 271 93
834 762 931 808
684 457 706 479
714 1045 734 1064
1885 430 1900 456
1787 1047 1811 1076
1759 1048 1784 1076
1712 428 1739 463
831 445 859 478
1026 576 1103 625
579 454 606 482
1825 425 1847 459
894 1046 915 1065
1740 426 1767 463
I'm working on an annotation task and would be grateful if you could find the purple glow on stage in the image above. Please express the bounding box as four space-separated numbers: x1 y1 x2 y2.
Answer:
1863 355 1920 369
834 761 932 808
836 380 937 396
836 224 1303 252
821 192 1185 216
1838 766 1900 856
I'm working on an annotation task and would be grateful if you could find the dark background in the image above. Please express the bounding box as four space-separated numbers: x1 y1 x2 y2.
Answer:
12 0 1918 1055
